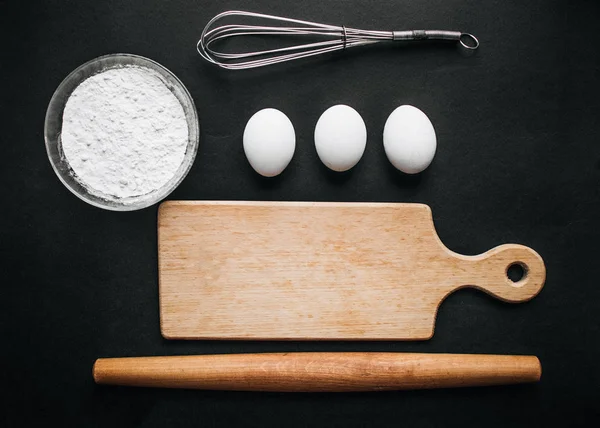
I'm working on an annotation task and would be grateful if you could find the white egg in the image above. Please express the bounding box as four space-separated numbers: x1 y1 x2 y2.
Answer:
314 105 367 172
383 105 437 174
243 108 296 177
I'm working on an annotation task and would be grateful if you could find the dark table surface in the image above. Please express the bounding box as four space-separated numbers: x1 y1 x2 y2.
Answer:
3 0 600 426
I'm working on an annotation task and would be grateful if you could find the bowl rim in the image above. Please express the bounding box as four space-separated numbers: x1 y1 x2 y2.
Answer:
44 53 200 211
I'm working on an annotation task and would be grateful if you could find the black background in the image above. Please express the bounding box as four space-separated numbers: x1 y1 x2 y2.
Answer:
2 0 600 426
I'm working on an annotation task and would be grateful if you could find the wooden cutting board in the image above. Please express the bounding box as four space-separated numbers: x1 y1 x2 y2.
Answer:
158 201 545 340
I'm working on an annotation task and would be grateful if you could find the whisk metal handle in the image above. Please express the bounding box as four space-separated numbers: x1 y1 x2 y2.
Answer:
393 30 479 49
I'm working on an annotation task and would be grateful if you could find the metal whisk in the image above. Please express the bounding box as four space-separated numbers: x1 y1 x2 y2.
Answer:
197 10 479 70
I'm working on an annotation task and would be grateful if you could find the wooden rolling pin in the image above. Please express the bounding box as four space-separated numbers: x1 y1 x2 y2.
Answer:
93 353 541 392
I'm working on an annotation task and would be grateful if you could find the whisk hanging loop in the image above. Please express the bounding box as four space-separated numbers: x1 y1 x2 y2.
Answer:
197 10 479 70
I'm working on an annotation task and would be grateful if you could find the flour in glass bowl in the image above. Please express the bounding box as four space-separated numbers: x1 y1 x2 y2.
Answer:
61 66 189 202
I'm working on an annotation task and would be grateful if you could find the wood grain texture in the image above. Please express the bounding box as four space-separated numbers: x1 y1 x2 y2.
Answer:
158 201 545 340
93 353 542 392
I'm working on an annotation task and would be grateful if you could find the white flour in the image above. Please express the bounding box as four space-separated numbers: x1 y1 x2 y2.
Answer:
61 66 189 201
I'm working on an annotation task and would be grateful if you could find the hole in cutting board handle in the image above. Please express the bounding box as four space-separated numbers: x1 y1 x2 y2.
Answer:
506 262 528 285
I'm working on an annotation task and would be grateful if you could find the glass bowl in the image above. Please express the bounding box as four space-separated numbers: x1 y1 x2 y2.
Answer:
44 53 200 211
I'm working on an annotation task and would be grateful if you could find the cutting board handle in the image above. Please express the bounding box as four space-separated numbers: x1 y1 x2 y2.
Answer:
453 244 545 303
